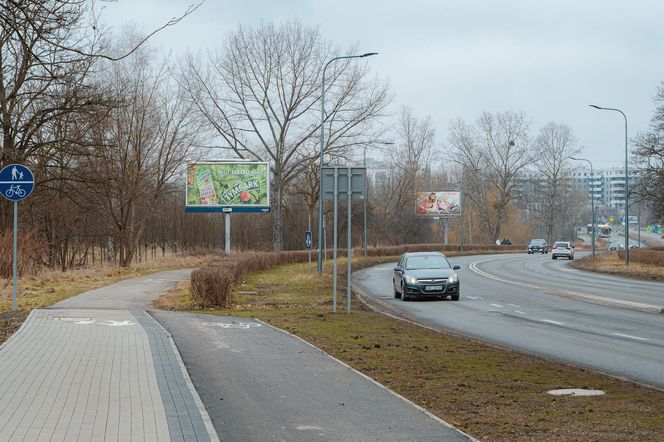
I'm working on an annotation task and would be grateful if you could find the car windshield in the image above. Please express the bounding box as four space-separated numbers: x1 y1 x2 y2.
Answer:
405 255 450 270
554 242 568 248
529 240 544 245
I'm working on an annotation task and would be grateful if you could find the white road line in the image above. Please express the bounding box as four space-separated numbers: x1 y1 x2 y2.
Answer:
612 333 649 341
466 296 480 300
540 319 565 326
490 304 503 308
514 310 526 315
508 303 521 308
468 260 539 289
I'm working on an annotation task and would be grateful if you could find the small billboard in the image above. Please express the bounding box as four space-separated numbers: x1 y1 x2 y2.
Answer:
186 161 270 212
415 191 461 217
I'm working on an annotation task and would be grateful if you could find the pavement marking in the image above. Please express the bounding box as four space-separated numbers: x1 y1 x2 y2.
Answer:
508 303 521 308
202 322 262 329
469 258 664 314
100 320 133 327
540 319 565 326
466 296 481 300
515 310 526 315
490 304 504 308
469 260 539 289
612 333 649 341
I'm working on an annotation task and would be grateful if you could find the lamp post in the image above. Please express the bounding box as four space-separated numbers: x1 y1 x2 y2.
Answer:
317 52 377 274
589 104 629 264
570 157 596 259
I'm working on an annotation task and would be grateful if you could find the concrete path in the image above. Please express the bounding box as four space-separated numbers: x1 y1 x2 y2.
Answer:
0 269 216 442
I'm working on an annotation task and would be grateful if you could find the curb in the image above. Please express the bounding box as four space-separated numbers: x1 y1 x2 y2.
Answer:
147 311 221 442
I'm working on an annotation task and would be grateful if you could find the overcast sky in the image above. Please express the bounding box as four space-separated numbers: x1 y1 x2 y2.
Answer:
100 0 664 169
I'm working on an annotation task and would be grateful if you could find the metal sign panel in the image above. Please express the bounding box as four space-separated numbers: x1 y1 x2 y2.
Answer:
185 161 270 213
0 164 34 202
415 190 462 218
321 167 366 201
305 231 312 249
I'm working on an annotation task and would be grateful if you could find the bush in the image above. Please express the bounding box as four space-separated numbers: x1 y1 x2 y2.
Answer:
189 244 525 308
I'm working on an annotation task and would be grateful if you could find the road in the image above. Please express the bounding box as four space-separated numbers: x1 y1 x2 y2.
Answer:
354 252 664 389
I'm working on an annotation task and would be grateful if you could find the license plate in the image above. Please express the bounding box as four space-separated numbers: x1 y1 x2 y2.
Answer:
425 285 443 291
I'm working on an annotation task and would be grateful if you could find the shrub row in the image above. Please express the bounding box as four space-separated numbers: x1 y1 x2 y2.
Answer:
617 247 664 266
189 243 525 308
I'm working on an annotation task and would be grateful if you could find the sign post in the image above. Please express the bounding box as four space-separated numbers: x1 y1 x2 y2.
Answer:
321 167 366 313
0 164 35 311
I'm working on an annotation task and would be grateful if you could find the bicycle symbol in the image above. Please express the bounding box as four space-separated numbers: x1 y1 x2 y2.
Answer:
5 185 25 198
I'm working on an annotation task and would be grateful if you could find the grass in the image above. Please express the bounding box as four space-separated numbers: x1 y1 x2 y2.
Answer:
571 252 664 281
166 257 664 441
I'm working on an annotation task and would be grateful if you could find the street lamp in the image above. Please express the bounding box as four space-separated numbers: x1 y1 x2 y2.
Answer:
363 141 393 257
317 52 377 274
570 157 596 259
589 104 629 264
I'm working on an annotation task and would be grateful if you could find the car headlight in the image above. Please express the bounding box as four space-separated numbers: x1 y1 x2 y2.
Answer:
448 273 458 283
405 275 418 284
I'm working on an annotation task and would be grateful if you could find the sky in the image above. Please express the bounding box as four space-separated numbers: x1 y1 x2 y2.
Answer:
99 0 664 169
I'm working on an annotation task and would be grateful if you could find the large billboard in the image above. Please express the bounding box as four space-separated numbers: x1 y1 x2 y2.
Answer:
415 191 461 217
186 161 270 212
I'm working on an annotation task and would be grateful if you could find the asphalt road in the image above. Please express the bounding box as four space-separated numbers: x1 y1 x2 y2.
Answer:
354 252 664 389
152 311 472 442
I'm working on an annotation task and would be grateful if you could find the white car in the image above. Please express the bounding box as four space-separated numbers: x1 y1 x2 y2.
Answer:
552 241 574 260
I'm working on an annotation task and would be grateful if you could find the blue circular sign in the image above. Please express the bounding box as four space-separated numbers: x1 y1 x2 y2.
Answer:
0 163 35 202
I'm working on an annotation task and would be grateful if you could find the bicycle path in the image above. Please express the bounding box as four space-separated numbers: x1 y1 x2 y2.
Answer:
1 268 474 441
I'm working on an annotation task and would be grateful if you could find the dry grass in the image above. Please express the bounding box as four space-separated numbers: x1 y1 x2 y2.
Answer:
0 253 219 312
166 258 664 441
570 252 664 281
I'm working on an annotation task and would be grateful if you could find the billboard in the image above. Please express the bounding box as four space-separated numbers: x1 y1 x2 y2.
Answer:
186 161 270 212
415 191 461 217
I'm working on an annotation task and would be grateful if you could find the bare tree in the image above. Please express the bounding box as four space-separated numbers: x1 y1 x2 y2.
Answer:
448 111 532 242
529 122 581 242
182 20 389 251
77 50 202 266
634 82 664 221
375 107 435 244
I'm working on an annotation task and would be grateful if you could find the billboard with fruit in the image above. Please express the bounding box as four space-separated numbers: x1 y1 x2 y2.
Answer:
185 162 270 212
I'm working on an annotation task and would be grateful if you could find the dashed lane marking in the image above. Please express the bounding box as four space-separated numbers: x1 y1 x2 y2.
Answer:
540 319 565 326
612 333 649 341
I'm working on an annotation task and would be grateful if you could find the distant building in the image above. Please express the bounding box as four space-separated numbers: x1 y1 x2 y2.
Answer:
571 167 641 210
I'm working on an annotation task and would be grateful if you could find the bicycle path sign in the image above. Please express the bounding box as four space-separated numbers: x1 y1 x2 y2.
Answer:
0 163 34 202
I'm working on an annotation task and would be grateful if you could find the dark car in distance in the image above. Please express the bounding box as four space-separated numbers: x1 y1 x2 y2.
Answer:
393 252 460 301
527 239 549 254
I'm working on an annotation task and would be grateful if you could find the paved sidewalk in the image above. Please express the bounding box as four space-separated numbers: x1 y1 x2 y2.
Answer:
0 269 216 442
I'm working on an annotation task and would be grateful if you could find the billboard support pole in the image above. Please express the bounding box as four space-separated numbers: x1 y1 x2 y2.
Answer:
444 218 449 246
332 168 338 313
347 167 352 314
225 213 231 256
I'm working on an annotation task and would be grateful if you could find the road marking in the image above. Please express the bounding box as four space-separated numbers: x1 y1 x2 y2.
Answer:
469 258 664 314
540 319 565 326
101 320 133 327
490 304 503 308
612 333 649 341
467 296 481 300
515 310 526 315
508 303 521 308
469 260 539 289
379 296 392 299
202 322 262 329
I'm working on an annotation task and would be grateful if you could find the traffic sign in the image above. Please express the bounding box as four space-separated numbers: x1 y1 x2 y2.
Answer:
0 163 34 202
305 231 312 249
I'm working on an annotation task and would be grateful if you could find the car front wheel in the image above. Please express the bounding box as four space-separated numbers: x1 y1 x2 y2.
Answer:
394 282 401 299
401 284 409 301
552 256 557 260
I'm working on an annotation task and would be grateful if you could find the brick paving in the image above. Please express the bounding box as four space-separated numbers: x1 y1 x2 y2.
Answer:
0 309 214 442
